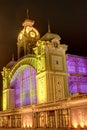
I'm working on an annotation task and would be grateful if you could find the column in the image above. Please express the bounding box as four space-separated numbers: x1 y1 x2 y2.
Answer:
59 109 62 128
44 112 46 128
55 110 58 128
68 108 72 128
34 112 38 128
8 116 11 128
18 115 21 128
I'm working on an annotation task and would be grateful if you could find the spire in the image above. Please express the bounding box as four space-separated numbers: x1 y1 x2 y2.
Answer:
22 9 34 27
12 54 14 61
27 8 29 19
48 20 51 33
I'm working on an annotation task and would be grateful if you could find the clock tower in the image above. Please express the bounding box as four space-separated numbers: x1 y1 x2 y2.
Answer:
17 17 40 59
34 27 69 103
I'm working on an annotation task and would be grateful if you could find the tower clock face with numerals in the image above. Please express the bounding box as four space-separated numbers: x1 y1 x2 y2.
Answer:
51 55 64 71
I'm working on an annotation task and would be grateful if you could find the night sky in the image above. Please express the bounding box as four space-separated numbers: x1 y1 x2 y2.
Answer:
0 0 87 105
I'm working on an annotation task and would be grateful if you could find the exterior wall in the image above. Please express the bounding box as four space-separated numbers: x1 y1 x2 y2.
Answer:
22 113 32 128
1 20 87 129
0 115 21 128
45 44 69 99
36 72 47 104
71 106 87 128
8 89 15 109
3 89 14 110
3 90 8 110
0 39 70 128
1 53 87 129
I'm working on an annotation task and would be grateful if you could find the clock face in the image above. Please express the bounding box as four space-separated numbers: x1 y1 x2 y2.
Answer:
29 31 36 38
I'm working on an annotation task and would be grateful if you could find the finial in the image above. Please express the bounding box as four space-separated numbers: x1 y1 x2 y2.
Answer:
27 8 29 19
48 20 51 33
12 54 14 61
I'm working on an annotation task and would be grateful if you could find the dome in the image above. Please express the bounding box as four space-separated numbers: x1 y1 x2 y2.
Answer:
17 17 40 58
22 19 34 27
6 55 16 68
17 18 40 43
6 60 16 69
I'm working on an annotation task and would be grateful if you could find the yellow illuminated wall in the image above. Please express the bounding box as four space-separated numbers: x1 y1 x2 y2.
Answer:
3 91 7 110
37 74 47 103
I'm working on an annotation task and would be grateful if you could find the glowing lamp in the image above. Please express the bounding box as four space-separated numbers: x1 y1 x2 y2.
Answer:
30 124 32 128
80 122 84 128
23 123 26 128
73 122 78 128
27 123 29 128
85 122 87 126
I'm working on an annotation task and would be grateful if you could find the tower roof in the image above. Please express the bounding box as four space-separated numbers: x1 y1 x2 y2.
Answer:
41 32 61 41
41 22 61 41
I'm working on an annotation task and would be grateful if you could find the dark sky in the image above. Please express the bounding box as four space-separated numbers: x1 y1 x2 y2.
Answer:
0 0 87 75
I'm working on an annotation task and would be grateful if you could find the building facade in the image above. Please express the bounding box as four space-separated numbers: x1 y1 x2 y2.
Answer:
0 17 87 129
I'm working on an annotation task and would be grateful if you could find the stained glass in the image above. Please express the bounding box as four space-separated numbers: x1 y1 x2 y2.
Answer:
66 55 76 74
10 65 37 107
77 57 87 74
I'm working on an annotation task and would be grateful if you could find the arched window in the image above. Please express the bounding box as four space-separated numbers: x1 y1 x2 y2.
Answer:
10 65 37 107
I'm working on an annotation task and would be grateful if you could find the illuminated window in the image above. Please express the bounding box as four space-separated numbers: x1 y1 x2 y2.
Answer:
10 65 37 107
66 55 76 74
77 57 87 74
68 76 78 94
66 55 87 94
